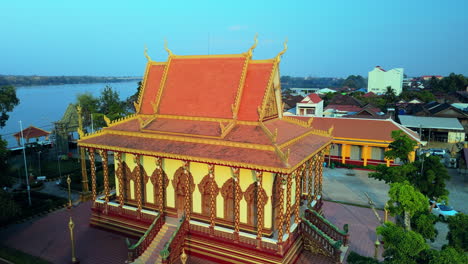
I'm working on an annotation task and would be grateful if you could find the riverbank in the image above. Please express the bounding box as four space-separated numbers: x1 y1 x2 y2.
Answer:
0 75 141 87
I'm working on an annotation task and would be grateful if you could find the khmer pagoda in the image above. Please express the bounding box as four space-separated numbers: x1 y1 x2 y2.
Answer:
77 38 349 264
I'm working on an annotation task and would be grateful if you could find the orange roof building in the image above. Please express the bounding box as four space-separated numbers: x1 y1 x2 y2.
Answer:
13 125 50 146
78 40 349 263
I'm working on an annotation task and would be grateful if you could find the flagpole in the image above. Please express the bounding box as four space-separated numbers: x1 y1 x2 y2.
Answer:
19 120 32 206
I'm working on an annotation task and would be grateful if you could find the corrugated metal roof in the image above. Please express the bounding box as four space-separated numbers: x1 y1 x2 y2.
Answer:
399 115 464 130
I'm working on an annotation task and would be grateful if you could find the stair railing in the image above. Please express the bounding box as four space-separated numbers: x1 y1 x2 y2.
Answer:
305 207 349 246
126 212 165 262
160 214 189 264
300 217 342 263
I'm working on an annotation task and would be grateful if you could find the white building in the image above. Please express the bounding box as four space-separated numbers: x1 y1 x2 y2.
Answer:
367 66 404 95
296 93 323 117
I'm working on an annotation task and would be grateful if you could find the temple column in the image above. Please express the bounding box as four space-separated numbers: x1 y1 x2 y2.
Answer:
89 148 96 206
314 155 320 200
155 157 164 214
80 147 89 194
294 166 303 224
208 164 216 234
385 147 391 167
134 155 142 216
285 172 292 235
99 150 109 213
183 161 191 220
363 145 369 166
307 159 314 205
341 144 347 164
277 174 285 249
318 150 325 198
233 167 241 240
256 171 264 247
115 152 125 208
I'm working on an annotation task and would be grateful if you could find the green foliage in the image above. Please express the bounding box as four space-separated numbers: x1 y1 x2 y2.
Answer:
411 211 438 241
422 247 468 264
0 190 21 226
76 92 99 128
385 130 417 164
446 213 468 252
369 163 416 184
383 86 397 105
343 75 367 89
412 155 450 200
0 85 20 128
429 73 468 93
99 85 126 120
377 222 429 264
399 90 435 103
346 251 379 264
125 81 142 113
0 245 52 264
387 181 427 218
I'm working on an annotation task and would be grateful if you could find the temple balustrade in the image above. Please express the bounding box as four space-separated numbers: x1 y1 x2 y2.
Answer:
300 217 343 263
126 211 165 262
160 214 189 264
304 208 349 246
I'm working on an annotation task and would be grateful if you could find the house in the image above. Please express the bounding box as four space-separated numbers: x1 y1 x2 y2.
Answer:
295 93 323 116
421 75 443 81
367 66 404 95
399 115 465 143
77 42 349 263
323 95 365 117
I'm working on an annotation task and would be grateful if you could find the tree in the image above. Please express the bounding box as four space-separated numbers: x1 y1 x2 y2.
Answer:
0 85 20 128
99 85 126 120
385 130 417 164
446 213 468 252
383 86 397 105
369 163 416 184
377 222 429 264
76 92 99 129
387 181 427 230
422 247 468 264
343 75 367 89
125 81 142 113
411 211 438 241
412 155 450 200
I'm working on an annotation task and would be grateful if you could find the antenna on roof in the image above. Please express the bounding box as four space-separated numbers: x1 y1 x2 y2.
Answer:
275 38 288 62
247 33 258 57
164 39 174 56
144 45 152 62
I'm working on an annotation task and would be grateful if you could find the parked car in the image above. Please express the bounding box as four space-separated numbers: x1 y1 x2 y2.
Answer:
429 148 447 157
429 200 458 220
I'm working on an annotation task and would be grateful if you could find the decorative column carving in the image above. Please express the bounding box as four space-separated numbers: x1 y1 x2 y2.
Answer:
256 171 264 247
89 148 96 205
314 155 320 200
277 174 285 244
208 164 216 233
183 161 191 220
80 147 89 193
156 157 164 214
294 165 303 224
99 150 109 212
115 152 124 208
307 159 314 205
285 172 293 235
134 155 142 216
233 167 241 241
318 150 325 198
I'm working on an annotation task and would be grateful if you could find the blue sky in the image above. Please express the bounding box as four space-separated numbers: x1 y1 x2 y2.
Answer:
1 0 467 77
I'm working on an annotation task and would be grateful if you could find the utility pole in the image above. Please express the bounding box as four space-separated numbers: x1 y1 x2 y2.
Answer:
19 121 32 206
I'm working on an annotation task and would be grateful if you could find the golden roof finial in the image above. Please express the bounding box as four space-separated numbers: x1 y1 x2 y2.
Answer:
144 45 152 62
247 33 258 56
164 39 173 57
275 38 288 62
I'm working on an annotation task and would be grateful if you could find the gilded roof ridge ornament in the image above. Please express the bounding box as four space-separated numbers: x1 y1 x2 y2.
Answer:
275 38 288 62
247 33 258 57
144 45 152 62
164 39 174 57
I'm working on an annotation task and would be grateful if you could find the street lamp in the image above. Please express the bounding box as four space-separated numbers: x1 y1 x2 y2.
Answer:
420 152 430 177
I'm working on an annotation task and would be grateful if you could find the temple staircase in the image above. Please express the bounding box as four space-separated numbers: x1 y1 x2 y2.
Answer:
90 208 152 238
132 217 179 264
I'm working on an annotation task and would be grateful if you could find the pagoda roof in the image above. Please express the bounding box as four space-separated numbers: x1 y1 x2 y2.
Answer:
13 126 50 140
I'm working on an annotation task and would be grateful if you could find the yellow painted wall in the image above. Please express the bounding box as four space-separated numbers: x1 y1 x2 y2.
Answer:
142 156 156 204
163 158 183 208
190 162 209 214
291 174 296 206
114 159 120 196
130 180 135 199
146 181 154 204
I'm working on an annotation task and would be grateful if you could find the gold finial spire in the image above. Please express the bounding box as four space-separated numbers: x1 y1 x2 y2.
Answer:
275 38 288 62
144 45 152 62
247 33 258 56
164 39 174 56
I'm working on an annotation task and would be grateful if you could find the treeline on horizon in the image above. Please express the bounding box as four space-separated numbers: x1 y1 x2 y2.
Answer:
0 75 142 87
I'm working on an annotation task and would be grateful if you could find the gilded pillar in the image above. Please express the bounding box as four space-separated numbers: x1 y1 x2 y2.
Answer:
363 145 369 166
385 147 390 167
208 164 216 232
134 155 142 215
233 167 241 239
80 147 89 193
100 150 109 209
314 155 320 200
277 174 285 244
156 157 164 214
115 152 124 208
183 161 191 219
307 159 314 205
256 171 264 244
294 166 303 224
285 172 293 235
318 150 325 198
89 148 96 204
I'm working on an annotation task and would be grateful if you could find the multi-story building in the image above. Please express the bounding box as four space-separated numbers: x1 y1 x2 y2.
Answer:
295 93 323 116
367 66 404 95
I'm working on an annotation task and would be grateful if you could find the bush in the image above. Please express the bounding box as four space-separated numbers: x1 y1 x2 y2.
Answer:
346 251 379 264
446 213 468 252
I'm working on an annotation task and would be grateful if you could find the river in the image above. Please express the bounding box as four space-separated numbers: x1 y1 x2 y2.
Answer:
0 81 140 148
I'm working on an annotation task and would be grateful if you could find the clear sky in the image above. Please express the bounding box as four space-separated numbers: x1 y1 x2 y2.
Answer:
1 0 467 78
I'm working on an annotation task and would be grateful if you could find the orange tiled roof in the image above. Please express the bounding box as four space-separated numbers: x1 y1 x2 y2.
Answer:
13 126 50 140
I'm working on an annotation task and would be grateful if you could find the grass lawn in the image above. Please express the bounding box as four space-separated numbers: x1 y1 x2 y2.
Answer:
0 245 51 264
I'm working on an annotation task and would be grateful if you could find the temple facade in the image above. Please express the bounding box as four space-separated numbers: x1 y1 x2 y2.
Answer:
78 40 349 264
